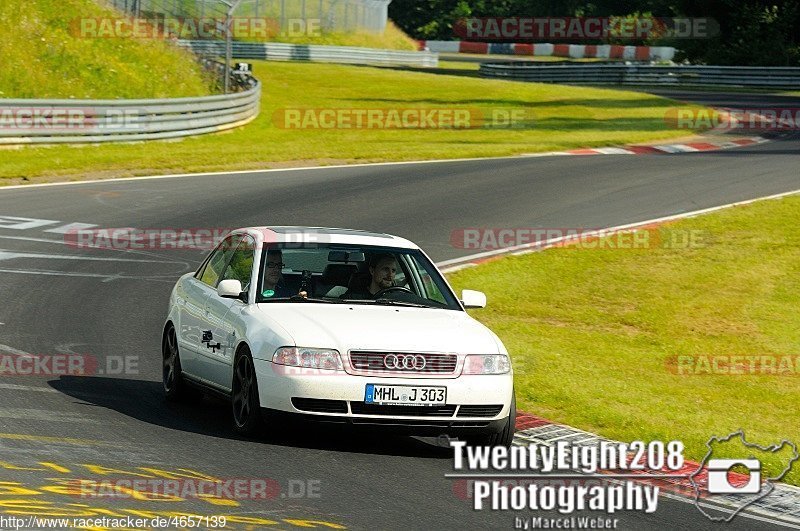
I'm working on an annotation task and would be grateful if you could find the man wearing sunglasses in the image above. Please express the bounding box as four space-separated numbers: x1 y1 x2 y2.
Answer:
261 249 295 299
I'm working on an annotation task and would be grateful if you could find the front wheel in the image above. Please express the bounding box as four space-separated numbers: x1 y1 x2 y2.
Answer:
162 324 187 401
231 346 263 436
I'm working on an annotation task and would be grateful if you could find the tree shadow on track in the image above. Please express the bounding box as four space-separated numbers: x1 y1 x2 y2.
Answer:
48 376 452 459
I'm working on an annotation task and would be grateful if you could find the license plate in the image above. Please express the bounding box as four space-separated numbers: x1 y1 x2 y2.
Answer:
365 384 446 406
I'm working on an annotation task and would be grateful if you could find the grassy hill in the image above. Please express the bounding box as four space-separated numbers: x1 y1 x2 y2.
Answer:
0 0 215 98
240 20 419 50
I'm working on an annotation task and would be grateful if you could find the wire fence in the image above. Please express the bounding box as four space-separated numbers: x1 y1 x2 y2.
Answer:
106 0 391 35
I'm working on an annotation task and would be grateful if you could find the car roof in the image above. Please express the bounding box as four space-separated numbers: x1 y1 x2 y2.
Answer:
238 226 419 249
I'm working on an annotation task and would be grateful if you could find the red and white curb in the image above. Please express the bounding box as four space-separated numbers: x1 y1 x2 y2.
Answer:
512 414 800 525
523 135 769 158
419 41 676 61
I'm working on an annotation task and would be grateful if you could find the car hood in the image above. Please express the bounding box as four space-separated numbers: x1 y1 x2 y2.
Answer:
256 303 501 354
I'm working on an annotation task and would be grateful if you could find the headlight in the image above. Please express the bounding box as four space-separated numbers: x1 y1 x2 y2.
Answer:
273 347 343 371
463 354 511 375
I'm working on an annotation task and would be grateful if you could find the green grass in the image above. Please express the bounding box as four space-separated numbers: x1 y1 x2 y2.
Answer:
240 20 419 51
435 57 605 73
0 61 702 184
0 0 215 98
446 195 800 485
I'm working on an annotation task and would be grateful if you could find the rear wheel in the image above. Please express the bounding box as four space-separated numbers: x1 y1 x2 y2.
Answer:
232 346 263 436
465 393 516 448
162 324 186 401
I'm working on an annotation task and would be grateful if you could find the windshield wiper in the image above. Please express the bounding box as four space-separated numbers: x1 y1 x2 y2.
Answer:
259 296 341 303
291 295 348 303
370 298 431 308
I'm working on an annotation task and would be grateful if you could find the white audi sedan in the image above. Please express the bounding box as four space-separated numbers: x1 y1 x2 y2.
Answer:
163 227 516 446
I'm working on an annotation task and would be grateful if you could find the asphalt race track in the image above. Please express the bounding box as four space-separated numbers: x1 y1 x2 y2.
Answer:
0 92 797 530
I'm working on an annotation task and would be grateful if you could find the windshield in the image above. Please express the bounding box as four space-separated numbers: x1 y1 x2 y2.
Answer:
256 243 462 310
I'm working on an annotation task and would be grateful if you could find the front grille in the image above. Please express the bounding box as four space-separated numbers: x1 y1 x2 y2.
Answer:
291 398 348 414
350 403 457 417
350 418 491 428
457 405 504 418
349 351 458 374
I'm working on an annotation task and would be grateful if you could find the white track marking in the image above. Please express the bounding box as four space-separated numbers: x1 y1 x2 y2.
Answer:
0 234 74 245
0 383 58 393
594 147 636 155
43 222 98 234
0 344 33 357
0 135 772 191
0 268 178 281
438 187 800 271
0 250 177 263
0 234 199 268
0 216 60 230
0 408 97 423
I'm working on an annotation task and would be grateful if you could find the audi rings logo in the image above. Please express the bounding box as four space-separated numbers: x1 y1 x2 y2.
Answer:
384 354 426 371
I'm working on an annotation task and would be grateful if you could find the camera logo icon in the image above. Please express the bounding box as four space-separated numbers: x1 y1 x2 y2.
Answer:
689 430 799 522
706 459 761 494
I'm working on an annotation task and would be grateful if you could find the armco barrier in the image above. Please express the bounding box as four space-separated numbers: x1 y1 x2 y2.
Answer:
0 79 260 145
179 40 439 67
479 63 800 89
419 41 676 61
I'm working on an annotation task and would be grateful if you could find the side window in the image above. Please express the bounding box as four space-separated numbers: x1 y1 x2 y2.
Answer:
198 235 241 288
408 255 446 304
221 236 255 291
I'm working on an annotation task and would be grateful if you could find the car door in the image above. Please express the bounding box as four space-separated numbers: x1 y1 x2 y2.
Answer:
200 235 256 390
179 234 241 380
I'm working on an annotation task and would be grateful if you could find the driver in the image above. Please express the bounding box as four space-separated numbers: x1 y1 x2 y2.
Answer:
344 254 398 299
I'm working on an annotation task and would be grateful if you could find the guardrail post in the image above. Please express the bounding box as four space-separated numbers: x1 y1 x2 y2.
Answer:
218 0 244 94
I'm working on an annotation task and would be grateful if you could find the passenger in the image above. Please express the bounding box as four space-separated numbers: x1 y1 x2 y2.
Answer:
261 249 295 298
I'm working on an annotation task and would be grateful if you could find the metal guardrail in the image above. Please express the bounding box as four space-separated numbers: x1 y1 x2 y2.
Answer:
179 39 439 67
479 63 800 90
0 36 437 146
0 69 260 145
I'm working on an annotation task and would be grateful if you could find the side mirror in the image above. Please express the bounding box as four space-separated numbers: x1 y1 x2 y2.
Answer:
218 279 246 301
461 289 487 309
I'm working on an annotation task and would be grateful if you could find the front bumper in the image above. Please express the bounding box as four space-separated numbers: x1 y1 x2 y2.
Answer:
259 407 509 437
253 358 514 431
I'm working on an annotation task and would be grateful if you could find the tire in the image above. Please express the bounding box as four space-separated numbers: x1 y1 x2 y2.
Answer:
231 346 263 436
162 324 187 401
465 393 516 448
